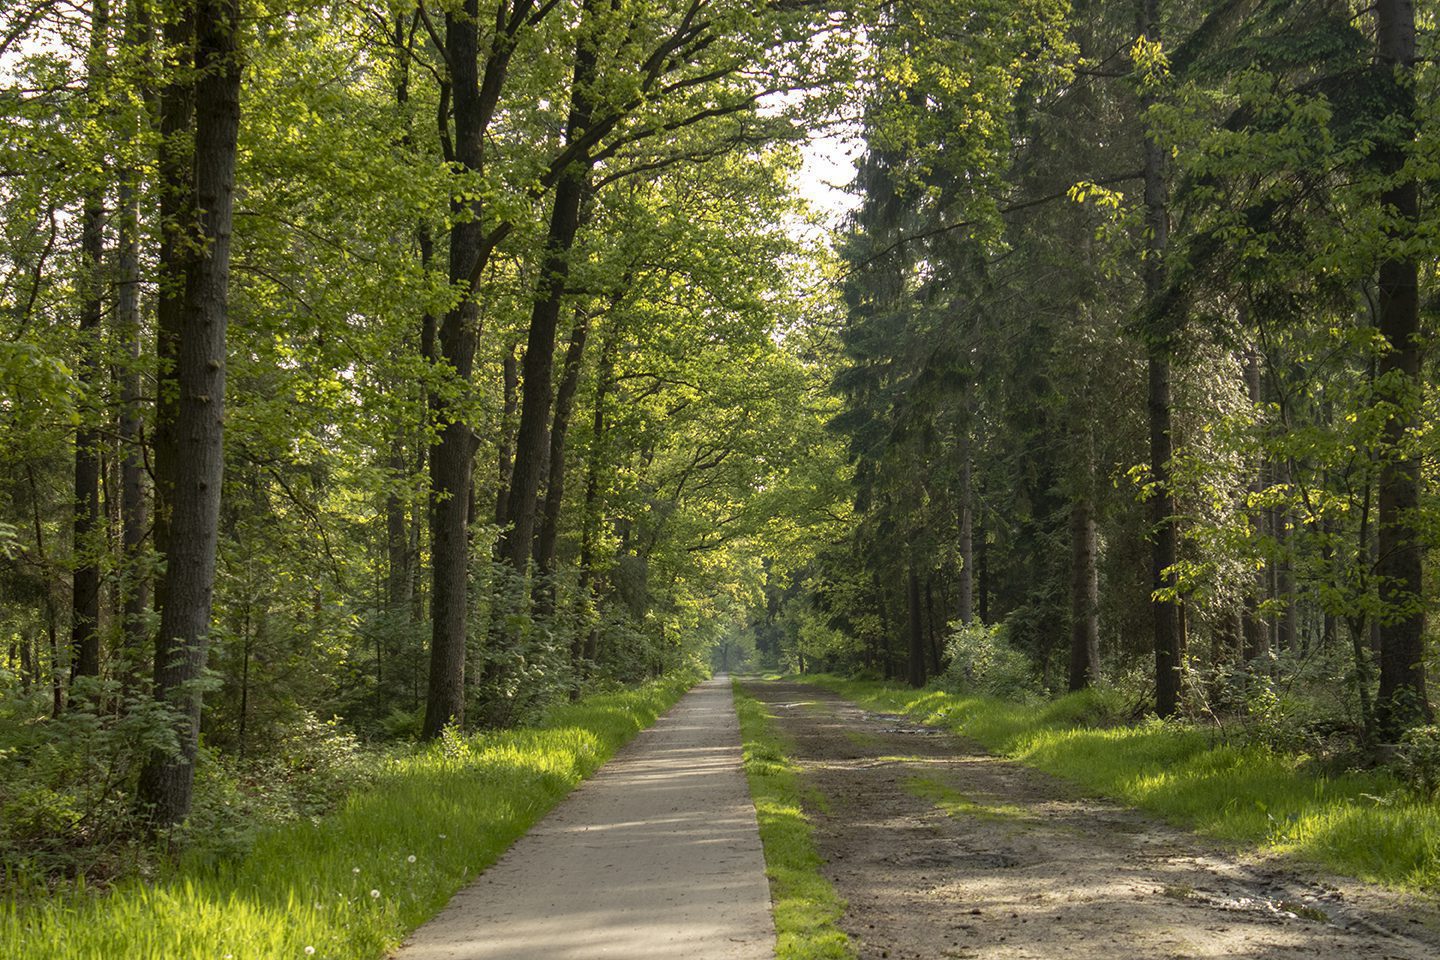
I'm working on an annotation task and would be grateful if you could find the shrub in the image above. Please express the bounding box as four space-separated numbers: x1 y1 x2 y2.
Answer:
1395 724 1440 798
939 621 1039 699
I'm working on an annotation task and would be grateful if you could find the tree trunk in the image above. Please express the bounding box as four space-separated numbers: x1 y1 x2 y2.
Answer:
1373 0 1430 737
116 0 151 694
536 309 592 579
925 575 942 675
386 437 412 610
1068 494 1100 691
977 514 989 624
494 342 518 526
1274 459 1297 653
70 0 109 685
1241 351 1270 668
501 0 598 576
150 0 198 622
906 564 926 688
501 174 593 572
958 432 974 626
1141 0 1183 718
422 1 486 740
137 0 241 827
577 331 615 671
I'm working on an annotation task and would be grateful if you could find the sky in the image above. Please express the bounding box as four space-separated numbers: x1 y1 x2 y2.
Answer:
789 126 864 241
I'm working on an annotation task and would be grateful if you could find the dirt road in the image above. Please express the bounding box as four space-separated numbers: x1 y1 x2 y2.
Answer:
395 676 773 960
744 678 1440 960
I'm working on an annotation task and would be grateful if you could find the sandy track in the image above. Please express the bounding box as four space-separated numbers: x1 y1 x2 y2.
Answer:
745 679 1440 960
394 676 774 959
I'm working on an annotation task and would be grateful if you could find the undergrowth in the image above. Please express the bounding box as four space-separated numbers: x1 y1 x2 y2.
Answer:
733 680 853 959
0 672 697 959
801 675 1440 893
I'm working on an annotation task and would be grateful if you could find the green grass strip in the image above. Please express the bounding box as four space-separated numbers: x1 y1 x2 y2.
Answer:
1 673 698 959
800 675 1440 893
732 679 853 959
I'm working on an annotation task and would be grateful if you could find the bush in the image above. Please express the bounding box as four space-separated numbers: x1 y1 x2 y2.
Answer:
0 675 185 885
938 621 1039 699
1395 724 1440 798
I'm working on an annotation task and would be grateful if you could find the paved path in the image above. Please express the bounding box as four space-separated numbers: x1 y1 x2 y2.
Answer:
394 676 775 960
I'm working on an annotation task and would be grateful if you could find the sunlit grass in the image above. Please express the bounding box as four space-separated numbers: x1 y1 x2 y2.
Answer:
733 680 853 960
0 674 697 959
801 675 1440 893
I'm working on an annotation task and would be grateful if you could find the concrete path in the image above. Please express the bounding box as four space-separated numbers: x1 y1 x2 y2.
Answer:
394 676 775 960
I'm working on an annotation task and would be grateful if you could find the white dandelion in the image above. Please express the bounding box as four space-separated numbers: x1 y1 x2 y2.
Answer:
407 854 417 863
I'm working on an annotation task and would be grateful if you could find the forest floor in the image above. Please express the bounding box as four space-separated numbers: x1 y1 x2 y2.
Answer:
744 678 1440 960
393 675 773 959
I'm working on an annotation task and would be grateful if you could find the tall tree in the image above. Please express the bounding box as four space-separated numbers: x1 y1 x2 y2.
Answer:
138 0 242 826
1372 0 1430 736
69 0 110 684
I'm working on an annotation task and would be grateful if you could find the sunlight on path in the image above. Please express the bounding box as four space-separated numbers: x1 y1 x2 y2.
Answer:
394 676 774 959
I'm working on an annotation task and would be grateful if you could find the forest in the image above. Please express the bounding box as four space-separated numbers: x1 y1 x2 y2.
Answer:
1 0 1438 954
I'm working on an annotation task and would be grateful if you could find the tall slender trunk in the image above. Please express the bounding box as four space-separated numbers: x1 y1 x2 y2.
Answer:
422 1 485 740
386 436 412 610
117 0 151 694
578 330 616 669
150 0 198 644
924 576 941 675
1068 494 1100 691
1274 458 1297 652
1373 0 1430 736
138 0 241 826
957 428 974 625
906 564 926 688
501 1 598 575
1141 0 1183 718
977 514 989 624
536 309 592 580
70 0 110 684
1241 350 1270 667
502 180 593 572
494 342 518 526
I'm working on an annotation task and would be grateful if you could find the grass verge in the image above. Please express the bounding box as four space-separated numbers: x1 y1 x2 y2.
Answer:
1 673 698 959
800 675 1440 892
732 679 853 959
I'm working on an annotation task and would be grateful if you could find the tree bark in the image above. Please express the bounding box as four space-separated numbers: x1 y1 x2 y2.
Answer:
422 0 486 740
501 74 595 574
70 0 109 685
577 330 616 669
976 513 989 624
386 436 412 610
1373 0 1430 737
1068 494 1100 691
116 0 151 693
536 309 592 579
1141 0 1184 718
494 342 518 526
1274 458 1297 653
906 563 926 688
1241 350 1270 667
137 0 241 827
958 429 974 626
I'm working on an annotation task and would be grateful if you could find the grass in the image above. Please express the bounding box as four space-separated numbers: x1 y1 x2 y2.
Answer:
902 774 1030 824
0 673 698 959
799 674 1440 893
732 680 853 959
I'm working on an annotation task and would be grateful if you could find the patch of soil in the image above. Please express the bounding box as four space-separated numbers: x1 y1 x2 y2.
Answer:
746 680 1440 960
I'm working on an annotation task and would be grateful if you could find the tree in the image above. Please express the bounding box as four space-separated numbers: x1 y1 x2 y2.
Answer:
137 0 243 826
